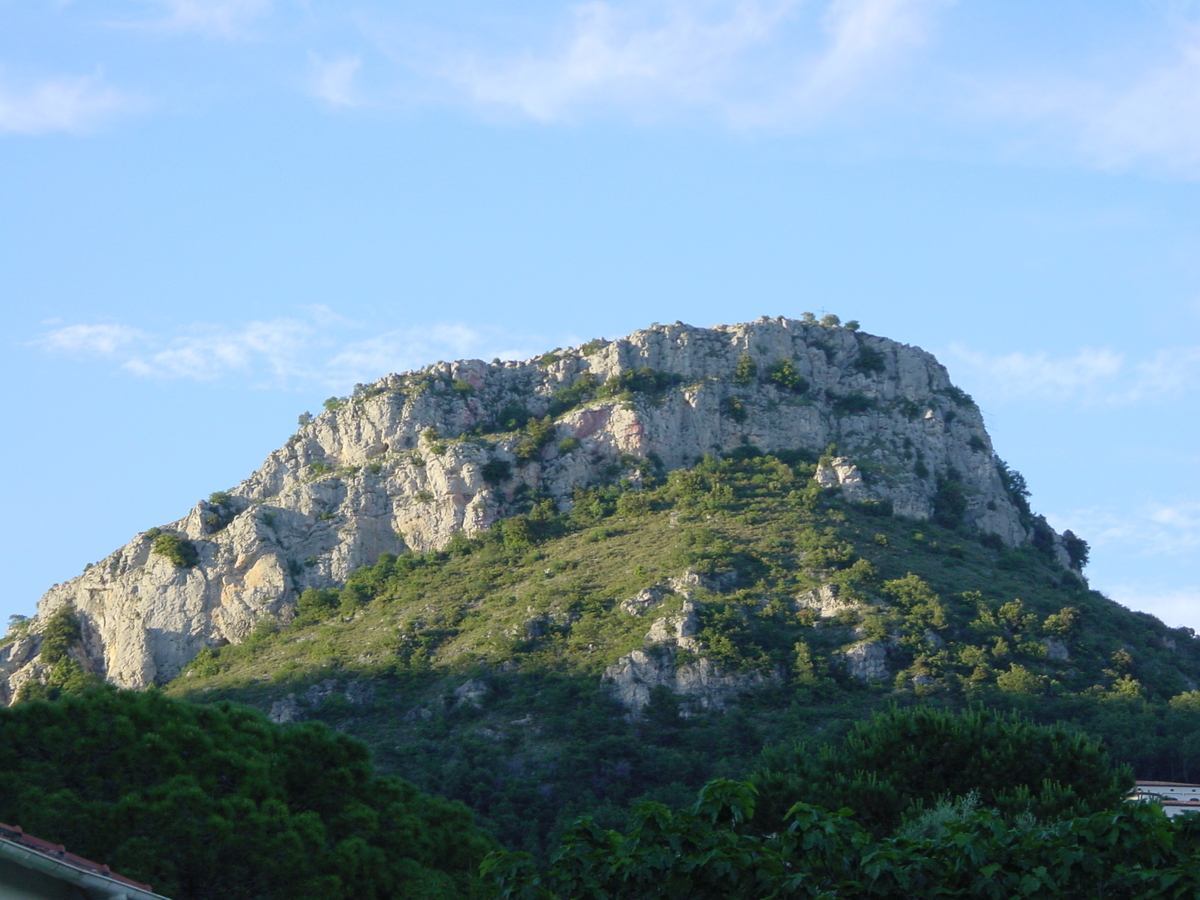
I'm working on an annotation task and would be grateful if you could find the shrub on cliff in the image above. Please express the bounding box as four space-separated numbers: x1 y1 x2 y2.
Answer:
150 531 199 568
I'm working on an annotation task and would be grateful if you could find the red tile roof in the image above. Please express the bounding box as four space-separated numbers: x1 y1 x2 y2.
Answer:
0 821 156 892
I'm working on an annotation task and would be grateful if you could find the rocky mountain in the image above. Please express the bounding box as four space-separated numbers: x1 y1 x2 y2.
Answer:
2 316 1067 703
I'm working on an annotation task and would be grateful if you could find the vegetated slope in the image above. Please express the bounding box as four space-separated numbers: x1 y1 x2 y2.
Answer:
163 452 1200 855
3 315 1038 701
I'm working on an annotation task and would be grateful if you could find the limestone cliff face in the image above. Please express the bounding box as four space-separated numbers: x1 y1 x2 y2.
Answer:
1 317 1047 702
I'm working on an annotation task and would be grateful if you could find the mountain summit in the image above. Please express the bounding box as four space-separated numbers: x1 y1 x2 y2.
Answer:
1 316 1068 702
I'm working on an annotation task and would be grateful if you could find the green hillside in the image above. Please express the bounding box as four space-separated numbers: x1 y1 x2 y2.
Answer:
159 450 1200 855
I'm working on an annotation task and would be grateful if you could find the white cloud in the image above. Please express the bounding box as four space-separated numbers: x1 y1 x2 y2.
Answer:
438 0 947 125
149 0 272 38
1128 346 1200 402
121 317 317 382
987 18 1200 176
1104 585 1200 632
1047 499 1200 629
325 324 543 386
37 324 147 356
1051 501 1200 559
794 0 942 107
947 343 1200 405
0 72 133 134
34 311 554 391
308 54 363 108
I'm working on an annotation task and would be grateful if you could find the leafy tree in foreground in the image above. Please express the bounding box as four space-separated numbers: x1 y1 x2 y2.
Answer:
751 706 1133 836
0 687 494 900
486 786 1200 900
485 708 1157 898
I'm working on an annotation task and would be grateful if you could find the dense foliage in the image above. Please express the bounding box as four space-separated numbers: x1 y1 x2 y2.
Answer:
486 787 1200 900
0 688 493 900
484 710 1179 900
749 706 1132 835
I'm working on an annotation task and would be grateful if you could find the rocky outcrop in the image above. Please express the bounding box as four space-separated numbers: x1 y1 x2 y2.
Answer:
2 316 1046 700
604 649 776 714
267 679 377 724
795 584 858 618
841 640 891 682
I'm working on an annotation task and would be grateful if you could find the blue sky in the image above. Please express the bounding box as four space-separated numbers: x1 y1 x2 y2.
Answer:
2 0 1198 632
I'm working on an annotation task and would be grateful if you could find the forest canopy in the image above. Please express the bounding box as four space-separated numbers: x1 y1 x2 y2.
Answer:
0 687 494 900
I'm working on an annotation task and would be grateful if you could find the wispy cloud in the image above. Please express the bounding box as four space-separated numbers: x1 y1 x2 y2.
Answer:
121 317 318 382
0 71 134 134
987 17 1200 176
308 53 363 108
437 0 947 125
788 0 944 110
1048 499 1200 628
36 323 148 356
147 0 273 38
1105 585 1200 632
1055 501 1200 560
34 310 552 391
947 344 1200 405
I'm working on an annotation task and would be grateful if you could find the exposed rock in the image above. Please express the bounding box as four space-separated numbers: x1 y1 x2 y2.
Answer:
645 599 703 651
620 586 667 616
795 584 855 618
268 694 300 724
815 457 868 499
2 316 1050 701
267 679 374 723
1044 638 1071 662
345 680 376 706
841 640 890 682
603 648 775 714
303 680 339 706
454 678 489 709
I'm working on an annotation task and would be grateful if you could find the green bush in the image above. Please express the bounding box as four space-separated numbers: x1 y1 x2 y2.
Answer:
515 416 556 462
853 344 886 374
765 359 807 393
1063 529 1090 569
481 458 513 485
151 532 199 568
293 588 341 626
733 354 757 385
720 396 748 422
942 385 976 408
832 392 874 414
598 367 682 398
548 374 600 417
38 606 82 666
932 473 967 529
